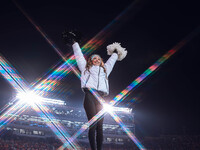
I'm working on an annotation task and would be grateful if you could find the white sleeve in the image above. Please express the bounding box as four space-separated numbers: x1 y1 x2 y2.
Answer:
104 53 118 76
72 42 87 72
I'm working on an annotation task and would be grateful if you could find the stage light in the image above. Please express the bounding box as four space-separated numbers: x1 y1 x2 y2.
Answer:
16 91 42 105
40 98 66 105
103 103 114 113
103 103 132 114
114 107 132 113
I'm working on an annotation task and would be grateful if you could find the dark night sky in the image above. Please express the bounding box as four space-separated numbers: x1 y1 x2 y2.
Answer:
0 0 200 137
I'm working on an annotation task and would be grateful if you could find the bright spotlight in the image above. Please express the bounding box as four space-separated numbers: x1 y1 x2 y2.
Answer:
114 107 132 113
41 98 66 105
103 103 132 114
16 91 42 105
103 103 114 113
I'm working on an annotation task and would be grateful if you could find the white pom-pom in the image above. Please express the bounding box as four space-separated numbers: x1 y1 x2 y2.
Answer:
107 42 127 61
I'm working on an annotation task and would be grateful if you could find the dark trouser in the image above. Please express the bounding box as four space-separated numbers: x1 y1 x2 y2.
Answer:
83 89 104 150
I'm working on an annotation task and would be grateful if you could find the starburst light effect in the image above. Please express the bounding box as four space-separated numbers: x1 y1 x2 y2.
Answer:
8 1 200 149
59 25 200 149
0 55 80 149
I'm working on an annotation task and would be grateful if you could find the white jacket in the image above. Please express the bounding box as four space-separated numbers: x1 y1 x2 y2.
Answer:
72 42 118 95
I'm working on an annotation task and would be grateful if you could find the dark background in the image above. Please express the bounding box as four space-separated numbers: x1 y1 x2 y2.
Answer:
0 0 199 137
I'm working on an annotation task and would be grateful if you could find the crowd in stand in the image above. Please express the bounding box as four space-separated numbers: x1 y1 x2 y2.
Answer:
0 131 59 150
0 137 57 150
0 130 200 150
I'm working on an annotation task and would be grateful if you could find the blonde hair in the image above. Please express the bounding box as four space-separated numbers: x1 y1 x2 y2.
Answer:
85 55 107 78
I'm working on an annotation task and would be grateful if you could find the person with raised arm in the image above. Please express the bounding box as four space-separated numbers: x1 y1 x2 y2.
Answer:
62 30 127 150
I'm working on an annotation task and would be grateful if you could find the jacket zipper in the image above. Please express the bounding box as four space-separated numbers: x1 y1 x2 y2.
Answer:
84 74 90 87
97 66 101 90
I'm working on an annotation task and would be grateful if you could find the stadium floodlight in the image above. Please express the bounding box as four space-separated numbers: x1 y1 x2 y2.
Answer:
103 103 132 114
40 98 66 105
114 107 132 113
16 91 42 105
103 103 114 114
17 91 65 106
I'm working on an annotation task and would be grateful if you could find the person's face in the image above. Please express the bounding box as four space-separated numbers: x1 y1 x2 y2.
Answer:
92 56 101 66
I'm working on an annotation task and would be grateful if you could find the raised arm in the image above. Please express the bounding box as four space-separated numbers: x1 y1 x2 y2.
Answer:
72 42 86 72
104 53 118 76
105 42 128 76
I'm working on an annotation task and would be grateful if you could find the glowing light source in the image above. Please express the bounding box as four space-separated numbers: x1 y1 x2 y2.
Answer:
6 1 200 149
17 91 42 105
114 107 132 113
103 103 132 113
59 26 200 149
16 91 66 106
0 54 79 149
40 98 66 105
103 103 114 113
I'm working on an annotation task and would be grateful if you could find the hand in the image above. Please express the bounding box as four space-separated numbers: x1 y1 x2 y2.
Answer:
62 29 82 46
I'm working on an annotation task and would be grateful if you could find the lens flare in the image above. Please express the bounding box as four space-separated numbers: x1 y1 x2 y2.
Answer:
58 110 106 150
10 1 200 149
0 101 29 132
59 26 200 149
2 1 149 148
13 0 148 97
110 26 200 106
17 91 42 105
103 103 114 113
0 56 79 148
0 55 28 92
32 58 77 96
110 112 146 150
32 102 80 149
